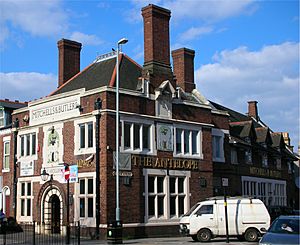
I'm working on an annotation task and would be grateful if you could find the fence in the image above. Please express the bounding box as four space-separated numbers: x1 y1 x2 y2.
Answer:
0 221 81 245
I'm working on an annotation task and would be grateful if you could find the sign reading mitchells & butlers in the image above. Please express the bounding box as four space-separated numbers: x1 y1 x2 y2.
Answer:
132 155 199 170
29 95 80 126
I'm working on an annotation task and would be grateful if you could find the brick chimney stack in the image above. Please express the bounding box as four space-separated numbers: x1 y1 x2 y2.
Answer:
172 48 195 93
57 39 82 87
248 101 259 120
142 4 173 91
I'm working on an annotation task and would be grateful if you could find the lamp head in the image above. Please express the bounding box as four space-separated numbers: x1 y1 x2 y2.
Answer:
41 168 49 182
118 38 128 45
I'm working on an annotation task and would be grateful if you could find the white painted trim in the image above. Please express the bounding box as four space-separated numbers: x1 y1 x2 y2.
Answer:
74 172 96 227
17 128 39 161
0 128 12 136
143 169 191 223
74 116 96 155
102 109 214 128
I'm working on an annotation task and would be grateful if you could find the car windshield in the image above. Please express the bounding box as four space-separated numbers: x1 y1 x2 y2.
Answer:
183 203 200 216
268 218 300 235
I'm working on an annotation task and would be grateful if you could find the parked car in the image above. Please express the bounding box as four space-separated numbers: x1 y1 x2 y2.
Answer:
179 197 270 242
267 206 294 222
259 215 299 245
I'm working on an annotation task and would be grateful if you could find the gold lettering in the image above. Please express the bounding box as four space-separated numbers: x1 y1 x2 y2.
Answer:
154 158 160 167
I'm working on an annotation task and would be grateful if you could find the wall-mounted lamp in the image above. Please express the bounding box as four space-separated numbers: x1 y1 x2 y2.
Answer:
94 98 102 110
40 168 53 182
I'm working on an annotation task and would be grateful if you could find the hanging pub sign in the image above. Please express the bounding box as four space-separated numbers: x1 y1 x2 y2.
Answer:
156 123 173 151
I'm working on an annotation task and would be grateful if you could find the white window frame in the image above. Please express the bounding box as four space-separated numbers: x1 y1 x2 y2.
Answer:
74 117 96 155
18 129 38 161
143 168 190 223
74 173 96 227
18 181 33 222
120 117 155 155
242 176 286 206
3 136 10 171
174 124 203 159
212 128 225 162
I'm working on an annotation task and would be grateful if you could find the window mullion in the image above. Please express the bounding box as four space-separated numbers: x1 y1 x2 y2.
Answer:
139 124 143 150
130 123 134 150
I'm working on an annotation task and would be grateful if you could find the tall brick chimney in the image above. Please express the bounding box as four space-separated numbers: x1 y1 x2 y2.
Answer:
248 101 259 120
57 39 82 87
172 48 195 93
142 4 173 91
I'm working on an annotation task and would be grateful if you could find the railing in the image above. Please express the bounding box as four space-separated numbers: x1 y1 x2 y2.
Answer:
0 221 81 245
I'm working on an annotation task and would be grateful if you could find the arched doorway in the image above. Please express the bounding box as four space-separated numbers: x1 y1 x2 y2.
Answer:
2 187 10 217
50 194 60 233
42 187 63 234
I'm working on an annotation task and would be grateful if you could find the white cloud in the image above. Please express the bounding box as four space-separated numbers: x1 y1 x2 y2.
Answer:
69 32 103 46
179 26 213 42
0 72 57 102
166 0 256 21
130 0 256 22
1 0 68 42
196 42 299 147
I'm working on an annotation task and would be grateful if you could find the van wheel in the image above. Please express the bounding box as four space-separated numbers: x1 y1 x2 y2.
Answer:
244 228 259 242
197 229 212 242
191 235 198 241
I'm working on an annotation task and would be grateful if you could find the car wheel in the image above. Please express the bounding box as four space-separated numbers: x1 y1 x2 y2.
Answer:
191 235 198 241
197 229 212 242
244 228 259 242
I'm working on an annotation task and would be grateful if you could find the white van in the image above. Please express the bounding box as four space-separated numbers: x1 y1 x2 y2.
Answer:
179 197 270 242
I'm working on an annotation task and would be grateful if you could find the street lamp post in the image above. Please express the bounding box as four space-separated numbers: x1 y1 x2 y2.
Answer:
94 98 102 238
115 38 128 242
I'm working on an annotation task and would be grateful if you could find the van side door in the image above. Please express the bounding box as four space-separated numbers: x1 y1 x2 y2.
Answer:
190 204 217 235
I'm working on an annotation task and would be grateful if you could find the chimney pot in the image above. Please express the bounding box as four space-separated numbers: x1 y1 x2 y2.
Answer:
57 39 82 87
142 4 173 91
172 48 196 93
248 101 259 120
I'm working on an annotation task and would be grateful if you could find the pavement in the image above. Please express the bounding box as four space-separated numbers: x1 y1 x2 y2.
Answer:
80 236 259 244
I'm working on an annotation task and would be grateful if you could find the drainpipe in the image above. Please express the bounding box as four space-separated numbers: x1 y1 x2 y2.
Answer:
12 118 19 219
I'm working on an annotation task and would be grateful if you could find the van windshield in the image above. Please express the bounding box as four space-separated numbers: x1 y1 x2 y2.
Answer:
183 203 200 216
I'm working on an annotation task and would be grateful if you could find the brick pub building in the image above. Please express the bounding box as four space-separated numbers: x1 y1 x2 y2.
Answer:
0 4 298 239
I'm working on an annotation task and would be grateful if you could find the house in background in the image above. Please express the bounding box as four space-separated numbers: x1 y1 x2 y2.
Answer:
0 99 27 217
211 100 298 209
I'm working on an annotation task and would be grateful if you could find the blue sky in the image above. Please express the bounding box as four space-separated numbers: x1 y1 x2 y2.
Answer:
0 0 299 149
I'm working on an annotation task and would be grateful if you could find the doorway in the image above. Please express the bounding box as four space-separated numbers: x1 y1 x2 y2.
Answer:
50 194 60 233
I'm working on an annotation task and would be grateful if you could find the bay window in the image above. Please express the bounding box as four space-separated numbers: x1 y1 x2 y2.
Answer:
144 169 190 221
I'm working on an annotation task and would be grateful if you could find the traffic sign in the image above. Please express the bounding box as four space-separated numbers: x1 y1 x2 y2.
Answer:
64 165 70 181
